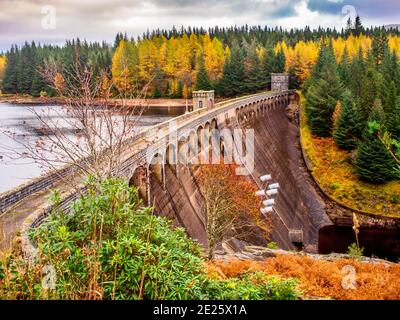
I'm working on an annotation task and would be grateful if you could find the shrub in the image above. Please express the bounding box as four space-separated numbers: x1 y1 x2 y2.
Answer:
267 242 278 249
0 178 300 300
347 243 364 258
204 272 300 300
390 193 399 204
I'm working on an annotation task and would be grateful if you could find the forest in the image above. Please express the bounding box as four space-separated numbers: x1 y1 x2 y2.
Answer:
1 21 400 99
1 19 400 187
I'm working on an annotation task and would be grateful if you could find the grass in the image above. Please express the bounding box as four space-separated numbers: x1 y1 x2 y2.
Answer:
299 95 400 217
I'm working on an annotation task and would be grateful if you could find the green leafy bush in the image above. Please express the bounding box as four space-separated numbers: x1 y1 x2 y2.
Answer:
267 242 278 249
205 272 300 300
347 243 364 258
1 178 301 300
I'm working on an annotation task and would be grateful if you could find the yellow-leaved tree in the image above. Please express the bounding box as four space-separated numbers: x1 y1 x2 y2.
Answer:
0 55 6 91
111 40 138 94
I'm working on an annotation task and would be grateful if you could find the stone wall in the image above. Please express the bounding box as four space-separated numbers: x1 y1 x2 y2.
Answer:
0 165 76 214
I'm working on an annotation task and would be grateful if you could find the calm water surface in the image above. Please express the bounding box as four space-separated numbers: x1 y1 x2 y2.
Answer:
0 103 175 193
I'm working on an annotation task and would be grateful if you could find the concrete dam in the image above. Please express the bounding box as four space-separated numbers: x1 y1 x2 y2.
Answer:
1 89 398 259
149 93 331 252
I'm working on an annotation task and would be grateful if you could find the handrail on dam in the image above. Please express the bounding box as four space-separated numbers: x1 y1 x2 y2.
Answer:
0 90 294 216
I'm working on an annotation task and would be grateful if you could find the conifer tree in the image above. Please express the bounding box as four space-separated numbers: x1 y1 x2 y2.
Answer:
359 68 384 123
371 29 389 66
244 40 263 93
305 43 343 137
333 91 361 150
338 47 351 88
195 52 212 90
354 15 363 36
2 45 18 93
349 48 366 97
355 135 396 184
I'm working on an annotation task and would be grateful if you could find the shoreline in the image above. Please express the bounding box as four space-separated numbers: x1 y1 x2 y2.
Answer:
0 96 193 108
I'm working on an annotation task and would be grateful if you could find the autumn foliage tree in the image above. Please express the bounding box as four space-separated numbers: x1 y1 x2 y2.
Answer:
197 163 270 260
0 55 6 90
111 40 139 94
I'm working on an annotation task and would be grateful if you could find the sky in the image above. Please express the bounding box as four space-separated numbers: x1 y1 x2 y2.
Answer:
0 0 399 51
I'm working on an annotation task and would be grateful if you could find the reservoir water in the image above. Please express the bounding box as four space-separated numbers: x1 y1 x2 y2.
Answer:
0 103 177 194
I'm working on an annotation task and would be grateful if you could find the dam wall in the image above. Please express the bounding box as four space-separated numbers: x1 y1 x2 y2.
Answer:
151 102 332 252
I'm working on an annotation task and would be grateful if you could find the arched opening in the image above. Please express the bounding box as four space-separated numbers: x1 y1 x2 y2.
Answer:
129 166 148 203
197 126 204 150
166 143 177 174
188 130 198 163
178 137 189 165
211 118 218 130
239 106 244 121
149 153 164 185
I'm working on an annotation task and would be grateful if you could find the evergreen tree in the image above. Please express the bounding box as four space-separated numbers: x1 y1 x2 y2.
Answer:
195 52 212 90
354 15 363 36
333 90 361 150
244 40 263 93
371 29 389 66
217 42 246 96
275 49 286 73
338 47 351 88
176 81 183 98
359 68 384 123
305 43 343 137
383 81 400 139
287 66 297 89
2 45 18 93
355 135 397 184
349 48 366 97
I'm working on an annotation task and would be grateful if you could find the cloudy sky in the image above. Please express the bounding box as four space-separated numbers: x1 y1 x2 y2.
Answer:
0 0 399 51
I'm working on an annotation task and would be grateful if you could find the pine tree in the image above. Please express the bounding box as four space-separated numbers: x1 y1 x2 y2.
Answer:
382 81 400 139
195 52 212 90
275 49 286 73
354 15 363 36
217 42 246 96
244 40 263 93
355 135 396 184
305 43 343 137
333 90 361 150
359 67 384 123
348 48 366 97
371 29 389 66
338 47 351 88
2 45 18 93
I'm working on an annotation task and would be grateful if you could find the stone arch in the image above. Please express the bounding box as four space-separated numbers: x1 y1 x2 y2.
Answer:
178 136 189 165
188 129 198 163
239 106 245 121
129 166 148 203
211 118 218 130
148 153 164 186
166 143 177 174
197 125 204 150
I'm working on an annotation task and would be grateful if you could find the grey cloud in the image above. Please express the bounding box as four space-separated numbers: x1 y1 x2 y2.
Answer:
0 0 397 52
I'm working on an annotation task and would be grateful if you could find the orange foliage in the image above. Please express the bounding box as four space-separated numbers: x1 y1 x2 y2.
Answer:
197 163 270 235
207 255 400 300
